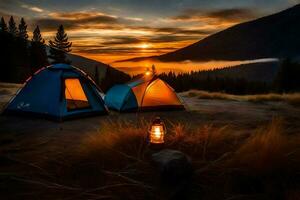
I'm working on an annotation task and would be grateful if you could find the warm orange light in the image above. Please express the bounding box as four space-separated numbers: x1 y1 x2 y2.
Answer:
149 117 166 144
65 79 88 101
145 71 151 76
140 43 150 49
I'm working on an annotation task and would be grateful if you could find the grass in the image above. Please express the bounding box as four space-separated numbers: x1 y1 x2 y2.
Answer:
1 118 299 199
183 90 300 106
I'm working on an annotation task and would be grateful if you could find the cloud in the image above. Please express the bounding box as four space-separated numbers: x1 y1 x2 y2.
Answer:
75 46 177 55
74 34 201 50
172 8 257 23
206 8 256 21
152 27 212 35
48 11 117 22
21 4 44 13
148 35 198 43
27 7 256 62
122 26 213 38
32 11 147 31
124 17 143 21
101 36 142 45
32 10 213 44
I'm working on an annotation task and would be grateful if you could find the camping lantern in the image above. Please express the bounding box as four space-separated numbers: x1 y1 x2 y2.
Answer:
149 117 166 145
145 70 151 76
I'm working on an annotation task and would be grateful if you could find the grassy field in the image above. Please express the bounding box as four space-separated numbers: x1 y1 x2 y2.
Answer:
0 84 300 199
0 117 299 199
182 90 300 106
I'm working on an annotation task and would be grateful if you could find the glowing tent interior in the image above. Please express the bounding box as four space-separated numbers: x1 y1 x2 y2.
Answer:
104 73 184 112
4 64 108 120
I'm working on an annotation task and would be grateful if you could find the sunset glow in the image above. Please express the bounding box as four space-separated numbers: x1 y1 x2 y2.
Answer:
0 0 297 64
139 43 150 49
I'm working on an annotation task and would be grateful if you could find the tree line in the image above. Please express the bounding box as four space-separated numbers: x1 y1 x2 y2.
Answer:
158 59 300 95
0 16 72 83
159 71 270 95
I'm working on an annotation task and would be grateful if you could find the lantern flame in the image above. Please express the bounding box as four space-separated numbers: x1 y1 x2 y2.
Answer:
153 126 162 139
150 124 165 144
149 117 166 145
145 71 151 76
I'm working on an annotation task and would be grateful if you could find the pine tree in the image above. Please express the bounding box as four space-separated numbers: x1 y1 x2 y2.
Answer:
32 25 44 43
29 26 48 73
0 17 8 32
14 17 30 80
18 18 28 40
8 16 18 36
48 25 72 64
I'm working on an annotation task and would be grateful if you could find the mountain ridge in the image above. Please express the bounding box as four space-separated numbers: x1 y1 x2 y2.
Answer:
121 4 300 63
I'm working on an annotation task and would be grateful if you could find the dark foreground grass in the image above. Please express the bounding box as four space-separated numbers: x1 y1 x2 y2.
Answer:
0 118 299 200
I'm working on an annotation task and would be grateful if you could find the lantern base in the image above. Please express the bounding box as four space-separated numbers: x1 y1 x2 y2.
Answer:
149 142 164 150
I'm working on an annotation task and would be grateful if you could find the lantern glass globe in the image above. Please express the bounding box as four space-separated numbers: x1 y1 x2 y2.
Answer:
149 117 166 144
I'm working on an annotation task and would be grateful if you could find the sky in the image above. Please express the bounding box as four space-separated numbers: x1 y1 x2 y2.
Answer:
0 0 299 64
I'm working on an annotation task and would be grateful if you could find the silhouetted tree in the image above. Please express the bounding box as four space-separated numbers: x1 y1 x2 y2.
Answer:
158 69 270 94
8 16 17 36
48 25 72 64
14 17 30 79
18 18 28 40
32 25 44 43
0 22 20 82
0 17 8 32
152 64 157 75
29 26 48 73
0 19 11 81
273 59 300 92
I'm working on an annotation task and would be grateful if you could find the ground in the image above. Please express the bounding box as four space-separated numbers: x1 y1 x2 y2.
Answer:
0 83 299 199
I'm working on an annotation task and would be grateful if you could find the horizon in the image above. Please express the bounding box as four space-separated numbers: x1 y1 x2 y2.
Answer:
0 1 299 65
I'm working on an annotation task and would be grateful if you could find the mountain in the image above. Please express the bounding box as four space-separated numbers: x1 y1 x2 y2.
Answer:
65 53 131 92
125 4 300 62
45 47 129 84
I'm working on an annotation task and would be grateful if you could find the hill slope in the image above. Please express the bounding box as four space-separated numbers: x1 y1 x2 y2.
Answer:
46 47 129 85
127 4 300 62
66 53 131 91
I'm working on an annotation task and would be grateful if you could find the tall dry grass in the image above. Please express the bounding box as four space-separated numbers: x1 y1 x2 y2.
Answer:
60 118 298 199
2 118 299 199
183 90 300 106
231 119 299 173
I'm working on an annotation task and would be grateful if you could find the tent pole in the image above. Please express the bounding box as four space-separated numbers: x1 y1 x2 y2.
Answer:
135 74 157 129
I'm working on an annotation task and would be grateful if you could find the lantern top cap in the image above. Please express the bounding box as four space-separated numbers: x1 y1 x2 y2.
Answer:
152 116 163 124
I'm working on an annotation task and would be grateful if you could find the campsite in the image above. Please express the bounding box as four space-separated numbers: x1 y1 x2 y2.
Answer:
1 80 300 199
1 1 300 200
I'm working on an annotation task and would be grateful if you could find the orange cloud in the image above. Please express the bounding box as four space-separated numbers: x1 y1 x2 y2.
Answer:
27 8 259 63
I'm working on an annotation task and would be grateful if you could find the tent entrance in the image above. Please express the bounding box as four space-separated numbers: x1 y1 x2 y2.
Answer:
64 78 90 111
134 79 182 108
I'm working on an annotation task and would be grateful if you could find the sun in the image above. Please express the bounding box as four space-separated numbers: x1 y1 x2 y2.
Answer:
139 43 150 49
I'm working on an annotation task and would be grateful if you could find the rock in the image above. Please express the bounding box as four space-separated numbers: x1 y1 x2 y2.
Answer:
151 149 193 184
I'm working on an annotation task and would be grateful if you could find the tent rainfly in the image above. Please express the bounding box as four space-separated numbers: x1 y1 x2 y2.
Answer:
4 64 108 120
104 73 184 112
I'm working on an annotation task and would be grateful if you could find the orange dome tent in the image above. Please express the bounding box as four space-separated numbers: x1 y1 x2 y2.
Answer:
104 72 184 112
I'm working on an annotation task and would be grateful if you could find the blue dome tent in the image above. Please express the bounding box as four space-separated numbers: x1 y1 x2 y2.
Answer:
4 64 108 120
104 72 184 112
